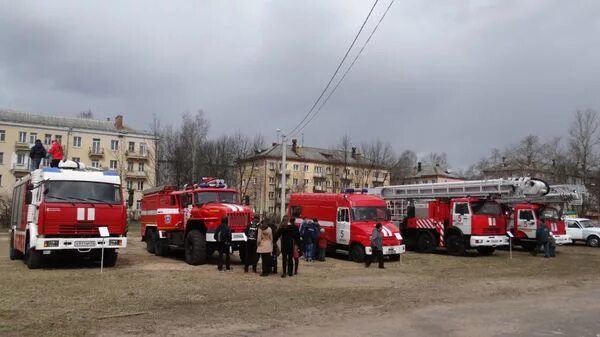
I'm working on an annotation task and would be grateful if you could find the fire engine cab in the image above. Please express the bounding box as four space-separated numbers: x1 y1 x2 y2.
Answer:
288 190 405 263
370 178 551 256
140 178 253 265
8 161 128 269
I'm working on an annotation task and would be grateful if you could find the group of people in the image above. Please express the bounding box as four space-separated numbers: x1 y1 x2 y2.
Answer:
532 219 557 258
29 138 64 169
299 218 327 262
212 215 328 278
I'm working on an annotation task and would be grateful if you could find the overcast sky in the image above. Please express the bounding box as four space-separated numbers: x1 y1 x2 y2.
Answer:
1 1 599 168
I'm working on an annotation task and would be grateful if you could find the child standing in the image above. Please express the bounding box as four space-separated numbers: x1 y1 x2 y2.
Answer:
317 228 327 261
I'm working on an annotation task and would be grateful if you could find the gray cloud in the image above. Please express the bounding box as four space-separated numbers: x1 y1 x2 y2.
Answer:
1 1 599 168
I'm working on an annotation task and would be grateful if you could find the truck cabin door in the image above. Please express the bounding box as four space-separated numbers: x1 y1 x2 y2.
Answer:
567 221 583 240
518 209 536 239
453 202 471 235
336 207 351 245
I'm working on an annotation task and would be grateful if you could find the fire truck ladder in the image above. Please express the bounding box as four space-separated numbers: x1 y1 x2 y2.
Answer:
495 184 583 205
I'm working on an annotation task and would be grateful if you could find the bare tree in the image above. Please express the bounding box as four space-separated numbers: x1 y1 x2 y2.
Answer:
359 140 396 187
77 110 93 119
390 150 417 184
569 109 600 214
421 152 448 168
337 134 352 189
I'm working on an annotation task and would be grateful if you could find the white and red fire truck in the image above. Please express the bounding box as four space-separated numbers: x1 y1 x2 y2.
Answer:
288 189 405 262
370 178 551 256
8 161 128 269
140 178 253 265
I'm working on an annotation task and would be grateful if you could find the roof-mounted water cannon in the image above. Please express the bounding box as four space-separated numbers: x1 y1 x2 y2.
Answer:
58 160 85 170
509 177 550 197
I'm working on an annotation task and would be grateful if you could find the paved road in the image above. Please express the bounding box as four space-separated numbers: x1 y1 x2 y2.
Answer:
277 288 600 337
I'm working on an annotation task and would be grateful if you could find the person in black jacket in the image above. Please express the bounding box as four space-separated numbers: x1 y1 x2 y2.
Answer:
244 215 260 273
269 222 279 274
276 216 301 278
29 139 47 170
214 217 232 271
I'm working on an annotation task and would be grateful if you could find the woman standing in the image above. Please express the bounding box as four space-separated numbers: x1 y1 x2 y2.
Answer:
256 222 273 277
47 139 64 168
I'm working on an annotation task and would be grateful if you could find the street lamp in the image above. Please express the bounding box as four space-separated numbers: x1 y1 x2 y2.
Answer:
277 129 287 220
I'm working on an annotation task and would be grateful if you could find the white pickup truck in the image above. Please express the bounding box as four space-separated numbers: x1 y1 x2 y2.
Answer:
565 218 600 247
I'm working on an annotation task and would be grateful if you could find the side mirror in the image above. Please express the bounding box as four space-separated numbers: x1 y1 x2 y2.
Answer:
25 191 33 205
127 189 134 208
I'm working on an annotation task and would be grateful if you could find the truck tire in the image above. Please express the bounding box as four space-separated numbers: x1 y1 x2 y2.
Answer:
587 236 600 247
446 234 466 256
102 249 118 267
476 247 495 256
25 240 43 269
417 231 436 253
349 244 365 263
146 229 156 254
185 230 207 265
520 242 536 251
155 239 169 257
9 230 22 260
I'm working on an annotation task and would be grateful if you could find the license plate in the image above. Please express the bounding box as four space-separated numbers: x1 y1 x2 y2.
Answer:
74 241 96 248
232 233 245 240
387 248 396 254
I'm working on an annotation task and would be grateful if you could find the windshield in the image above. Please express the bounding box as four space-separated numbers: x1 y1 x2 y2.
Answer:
44 181 122 204
195 191 239 205
471 201 502 215
538 207 559 220
579 220 598 228
351 207 390 221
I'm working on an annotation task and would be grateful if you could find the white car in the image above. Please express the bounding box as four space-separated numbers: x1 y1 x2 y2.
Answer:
565 218 600 247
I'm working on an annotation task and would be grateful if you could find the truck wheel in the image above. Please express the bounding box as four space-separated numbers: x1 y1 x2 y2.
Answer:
155 239 169 257
102 249 118 267
587 236 600 247
349 244 365 263
520 242 536 251
185 230 207 265
146 229 156 254
476 247 495 256
417 231 436 253
446 234 466 256
25 241 43 269
9 230 22 260
389 254 400 261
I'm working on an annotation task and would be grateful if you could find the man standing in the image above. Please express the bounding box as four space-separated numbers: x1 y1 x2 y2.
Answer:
366 223 384 269
47 139 64 168
533 220 550 258
29 139 47 170
244 215 260 273
277 216 300 278
302 219 315 262
312 218 321 261
214 217 232 271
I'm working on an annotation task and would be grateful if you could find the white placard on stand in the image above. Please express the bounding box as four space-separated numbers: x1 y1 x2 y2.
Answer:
99 227 109 273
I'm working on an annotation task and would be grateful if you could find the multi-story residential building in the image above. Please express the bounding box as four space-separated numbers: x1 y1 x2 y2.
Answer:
0 109 156 212
238 139 390 216
402 162 464 185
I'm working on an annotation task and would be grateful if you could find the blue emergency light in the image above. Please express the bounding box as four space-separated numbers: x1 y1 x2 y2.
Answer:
344 188 355 194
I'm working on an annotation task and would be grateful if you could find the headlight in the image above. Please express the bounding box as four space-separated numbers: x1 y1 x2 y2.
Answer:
109 239 122 246
394 233 402 241
44 240 59 247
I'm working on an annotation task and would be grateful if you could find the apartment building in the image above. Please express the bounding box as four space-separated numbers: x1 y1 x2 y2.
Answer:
0 109 156 210
402 162 464 185
238 140 390 215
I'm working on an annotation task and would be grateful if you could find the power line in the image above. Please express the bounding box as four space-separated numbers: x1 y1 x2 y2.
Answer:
291 0 395 138
288 0 380 136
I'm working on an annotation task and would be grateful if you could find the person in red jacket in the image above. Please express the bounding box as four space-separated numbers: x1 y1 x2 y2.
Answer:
48 140 64 168
317 228 327 261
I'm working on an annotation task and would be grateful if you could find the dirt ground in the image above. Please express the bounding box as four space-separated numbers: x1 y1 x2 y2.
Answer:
1 225 600 337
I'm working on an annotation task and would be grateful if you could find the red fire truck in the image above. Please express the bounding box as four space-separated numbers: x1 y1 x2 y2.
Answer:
140 178 253 265
371 178 551 256
8 161 128 269
288 189 405 262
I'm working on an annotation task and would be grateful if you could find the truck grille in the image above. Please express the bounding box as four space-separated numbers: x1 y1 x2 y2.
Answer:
59 224 100 235
228 213 249 230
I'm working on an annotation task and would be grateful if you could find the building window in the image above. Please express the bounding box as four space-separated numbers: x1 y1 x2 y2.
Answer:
268 177 275 184
326 180 331 187
304 179 309 185
73 136 82 148
268 192 275 199
0 130 5 142
111 140 119 151
42 158 50 167
127 161 134 172
293 178 298 185
269 162 275 170
140 143 147 156
268 207 274 213
137 181 144 191
293 164 299 171
91 160 100 168
17 153 26 166
252 177 257 184
128 142 135 152
55 135 62 144
127 180 133 190
44 134 52 145
0 175 2 186
355 183 360 188
138 162 145 172
29 132 38 144
326 167 331 174
72 157 80 163
18 131 27 143
334 181 339 188
0 152 3 165
304 165 309 172
315 166 322 173
110 160 118 170
92 138 101 153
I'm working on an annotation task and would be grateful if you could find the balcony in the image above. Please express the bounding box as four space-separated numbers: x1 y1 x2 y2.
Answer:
313 172 326 179
125 150 149 160
373 176 386 183
125 171 147 179
15 142 31 151
11 162 30 174
313 185 325 192
275 169 290 176
276 184 291 191
89 147 105 158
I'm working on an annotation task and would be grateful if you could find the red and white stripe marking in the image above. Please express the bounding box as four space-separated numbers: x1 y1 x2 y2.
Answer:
415 219 437 229
436 223 445 247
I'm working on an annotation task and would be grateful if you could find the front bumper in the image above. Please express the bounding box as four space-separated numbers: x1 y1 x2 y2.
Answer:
365 244 406 255
205 232 248 242
470 235 509 247
553 234 572 245
35 236 127 251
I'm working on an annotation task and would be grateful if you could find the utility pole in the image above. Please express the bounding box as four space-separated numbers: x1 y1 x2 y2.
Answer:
278 129 287 220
